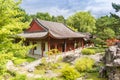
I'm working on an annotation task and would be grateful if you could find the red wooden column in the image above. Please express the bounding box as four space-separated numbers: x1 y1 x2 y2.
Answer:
32 42 34 55
32 49 34 55
55 42 57 49
41 41 43 57
64 40 67 52
48 37 50 51
82 39 84 48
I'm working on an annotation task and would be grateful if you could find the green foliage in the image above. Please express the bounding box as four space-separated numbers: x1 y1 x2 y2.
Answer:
67 11 96 33
12 74 27 80
88 47 105 53
41 57 47 65
13 57 35 65
25 56 36 62
75 57 95 72
96 16 117 40
86 72 107 80
0 1 30 73
34 77 57 80
7 70 17 77
61 65 80 80
0 53 13 65
13 59 26 65
81 48 95 55
112 3 120 12
52 15 66 23
30 12 66 23
46 49 61 56
0 65 7 75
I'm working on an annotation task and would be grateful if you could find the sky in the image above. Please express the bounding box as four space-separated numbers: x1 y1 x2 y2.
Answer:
20 0 120 18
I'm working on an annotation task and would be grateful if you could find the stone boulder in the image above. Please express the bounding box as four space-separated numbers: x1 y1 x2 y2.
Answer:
100 43 120 80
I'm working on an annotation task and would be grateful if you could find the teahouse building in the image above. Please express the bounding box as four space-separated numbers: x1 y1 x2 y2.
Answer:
19 19 86 57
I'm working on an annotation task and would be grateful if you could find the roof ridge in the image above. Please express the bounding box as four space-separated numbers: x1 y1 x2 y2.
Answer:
35 19 49 31
37 18 64 24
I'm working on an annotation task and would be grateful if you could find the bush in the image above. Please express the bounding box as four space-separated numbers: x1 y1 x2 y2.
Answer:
75 57 94 72
34 77 57 80
12 74 27 80
81 48 95 55
46 49 60 56
0 65 7 75
88 47 105 53
61 65 80 80
0 53 14 65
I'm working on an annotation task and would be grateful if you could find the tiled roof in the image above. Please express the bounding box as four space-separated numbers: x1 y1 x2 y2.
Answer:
18 32 48 39
19 19 86 39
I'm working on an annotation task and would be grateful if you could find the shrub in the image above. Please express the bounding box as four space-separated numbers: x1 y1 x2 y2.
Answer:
0 65 7 75
81 48 95 55
88 47 105 53
0 53 14 65
34 77 57 80
46 49 60 56
12 74 27 80
75 57 95 72
61 65 80 80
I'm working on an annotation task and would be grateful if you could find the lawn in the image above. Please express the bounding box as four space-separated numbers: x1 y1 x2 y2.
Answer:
13 56 36 65
86 72 107 80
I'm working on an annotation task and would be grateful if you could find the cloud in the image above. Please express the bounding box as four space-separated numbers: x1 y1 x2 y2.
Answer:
20 0 120 18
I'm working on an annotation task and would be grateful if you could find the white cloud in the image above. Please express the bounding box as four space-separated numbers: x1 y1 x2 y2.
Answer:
83 0 120 17
21 0 120 18
26 6 72 18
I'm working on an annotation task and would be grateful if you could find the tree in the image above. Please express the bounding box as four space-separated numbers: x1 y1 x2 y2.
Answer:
52 15 66 23
0 0 30 58
31 12 52 21
110 3 120 36
66 12 96 33
112 3 120 12
95 16 116 46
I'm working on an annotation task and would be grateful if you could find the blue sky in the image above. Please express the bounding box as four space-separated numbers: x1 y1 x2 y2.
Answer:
20 0 120 18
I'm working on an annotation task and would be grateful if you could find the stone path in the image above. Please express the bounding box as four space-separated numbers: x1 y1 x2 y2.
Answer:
6 48 103 78
23 48 102 71
24 48 82 70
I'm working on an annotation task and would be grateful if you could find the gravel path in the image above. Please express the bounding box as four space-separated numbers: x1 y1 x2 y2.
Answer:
6 48 103 78
24 48 82 70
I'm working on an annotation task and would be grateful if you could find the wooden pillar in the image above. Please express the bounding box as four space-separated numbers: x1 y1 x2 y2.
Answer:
64 40 66 52
48 37 50 51
41 50 43 57
32 42 34 55
55 42 57 49
82 39 84 48
41 41 43 57
32 49 34 55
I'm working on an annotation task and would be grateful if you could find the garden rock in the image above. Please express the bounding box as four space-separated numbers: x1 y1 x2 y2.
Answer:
20 62 29 67
62 55 76 63
45 70 53 74
28 67 35 72
100 43 120 80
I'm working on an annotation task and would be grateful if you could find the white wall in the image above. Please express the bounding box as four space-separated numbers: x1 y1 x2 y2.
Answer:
43 42 48 56
29 41 48 56
34 41 42 55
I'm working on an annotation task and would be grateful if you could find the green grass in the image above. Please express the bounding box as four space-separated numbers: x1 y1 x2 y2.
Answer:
25 56 36 62
13 56 36 65
87 47 105 53
86 72 107 80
